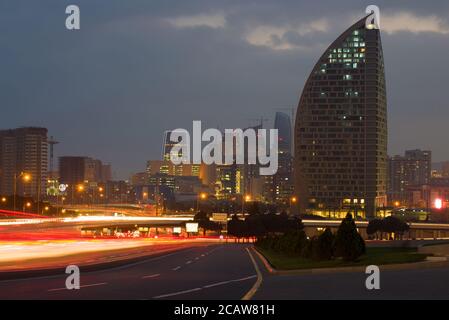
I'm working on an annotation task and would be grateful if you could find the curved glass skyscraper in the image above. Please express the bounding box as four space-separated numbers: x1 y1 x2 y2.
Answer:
294 15 387 218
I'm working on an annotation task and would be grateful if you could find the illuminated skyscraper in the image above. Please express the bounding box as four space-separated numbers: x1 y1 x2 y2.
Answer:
161 130 200 177
294 14 387 218
0 127 48 197
273 112 294 204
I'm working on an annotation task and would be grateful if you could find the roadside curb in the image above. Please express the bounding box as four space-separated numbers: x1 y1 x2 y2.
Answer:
252 247 449 276
242 247 263 300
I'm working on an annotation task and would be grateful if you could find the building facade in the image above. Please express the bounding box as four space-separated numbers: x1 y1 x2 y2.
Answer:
0 127 48 197
273 112 294 205
388 149 432 206
294 15 387 218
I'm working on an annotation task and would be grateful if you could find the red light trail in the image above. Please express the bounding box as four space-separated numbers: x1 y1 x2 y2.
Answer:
0 209 49 219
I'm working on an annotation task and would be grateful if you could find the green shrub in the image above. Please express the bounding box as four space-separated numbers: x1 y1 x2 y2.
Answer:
315 228 335 260
334 213 366 261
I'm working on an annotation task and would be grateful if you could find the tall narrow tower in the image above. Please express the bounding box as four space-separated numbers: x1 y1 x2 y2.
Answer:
48 136 59 179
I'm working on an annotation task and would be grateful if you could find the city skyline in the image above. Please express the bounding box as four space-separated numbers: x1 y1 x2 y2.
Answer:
1 1 449 178
3 3 449 303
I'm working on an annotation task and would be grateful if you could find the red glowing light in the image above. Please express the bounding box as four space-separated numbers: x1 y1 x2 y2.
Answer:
434 198 443 210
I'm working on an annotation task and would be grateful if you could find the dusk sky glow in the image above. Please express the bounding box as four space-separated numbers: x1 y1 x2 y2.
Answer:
1 0 449 178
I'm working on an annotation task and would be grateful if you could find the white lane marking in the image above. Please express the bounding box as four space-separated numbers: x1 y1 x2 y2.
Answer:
142 273 160 279
203 275 257 289
172 266 181 271
96 248 195 273
201 254 205 257
195 257 200 260
186 260 192 264
153 275 257 299
48 282 108 292
153 288 202 299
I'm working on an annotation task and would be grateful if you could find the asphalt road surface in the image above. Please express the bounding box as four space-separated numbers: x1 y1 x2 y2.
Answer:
253 262 449 300
0 244 257 300
2 243 449 300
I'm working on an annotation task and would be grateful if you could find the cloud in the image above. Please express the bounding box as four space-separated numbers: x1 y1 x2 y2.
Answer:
245 18 329 50
166 13 226 29
382 12 449 35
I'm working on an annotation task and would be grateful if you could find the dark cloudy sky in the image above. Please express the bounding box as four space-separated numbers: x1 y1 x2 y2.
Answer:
1 1 449 179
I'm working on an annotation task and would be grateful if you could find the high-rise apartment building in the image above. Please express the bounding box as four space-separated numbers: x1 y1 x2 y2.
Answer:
387 150 431 205
294 14 387 218
59 156 111 185
0 127 48 197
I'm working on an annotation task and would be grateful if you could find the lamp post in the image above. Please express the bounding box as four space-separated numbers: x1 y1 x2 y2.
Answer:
242 194 251 215
197 192 207 212
77 184 84 205
13 172 31 212
290 196 297 215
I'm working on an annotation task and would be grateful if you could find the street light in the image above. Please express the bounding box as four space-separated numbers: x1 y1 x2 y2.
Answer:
242 194 251 214
24 201 32 212
196 192 207 212
13 172 31 212
1 197 6 203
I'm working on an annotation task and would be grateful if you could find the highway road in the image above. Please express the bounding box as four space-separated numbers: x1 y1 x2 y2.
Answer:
2 243 449 300
253 261 449 300
0 244 258 300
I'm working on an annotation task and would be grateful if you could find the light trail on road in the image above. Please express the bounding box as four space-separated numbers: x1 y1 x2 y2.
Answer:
0 215 193 227
0 238 221 272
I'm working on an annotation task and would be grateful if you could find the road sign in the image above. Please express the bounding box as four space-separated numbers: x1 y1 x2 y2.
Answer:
212 213 228 223
186 223 199 233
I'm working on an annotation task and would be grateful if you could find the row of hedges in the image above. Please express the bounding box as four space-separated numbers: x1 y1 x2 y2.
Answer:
256 213 366 262
367 216 410 240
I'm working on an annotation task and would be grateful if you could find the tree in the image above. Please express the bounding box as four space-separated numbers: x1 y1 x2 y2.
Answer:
315 228 335 260
247 202 261 216
194 211 222 236
334 213 366 261
228 214 245 242
246 214 267 240
382 216 410 240
367 219 383 240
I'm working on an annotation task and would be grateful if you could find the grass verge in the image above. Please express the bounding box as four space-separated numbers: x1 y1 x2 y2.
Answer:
256 247 429 270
